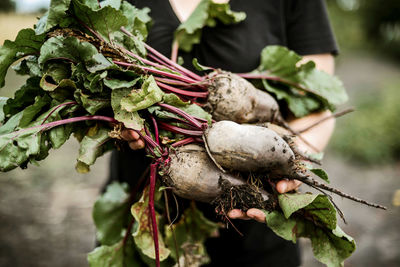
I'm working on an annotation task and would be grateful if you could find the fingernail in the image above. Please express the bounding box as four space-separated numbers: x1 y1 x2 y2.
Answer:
280 183 287 193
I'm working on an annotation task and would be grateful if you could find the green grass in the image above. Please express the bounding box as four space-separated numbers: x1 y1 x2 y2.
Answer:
330 80 400 164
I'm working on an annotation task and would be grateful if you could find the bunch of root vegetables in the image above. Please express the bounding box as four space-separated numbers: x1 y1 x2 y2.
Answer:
0 1 386 266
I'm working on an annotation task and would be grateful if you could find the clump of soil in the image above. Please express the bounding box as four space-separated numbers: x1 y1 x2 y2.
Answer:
212 178 274 215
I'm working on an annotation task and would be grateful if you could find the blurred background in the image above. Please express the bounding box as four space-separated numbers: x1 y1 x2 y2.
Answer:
0 0 399 266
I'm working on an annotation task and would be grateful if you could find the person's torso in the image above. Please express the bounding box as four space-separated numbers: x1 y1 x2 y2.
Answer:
132 0 288 73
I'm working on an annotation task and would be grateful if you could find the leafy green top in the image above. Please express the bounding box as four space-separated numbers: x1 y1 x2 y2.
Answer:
173 0 246 52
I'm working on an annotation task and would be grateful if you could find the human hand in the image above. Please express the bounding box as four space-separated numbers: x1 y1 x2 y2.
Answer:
120 129 145 150
227 179 302 223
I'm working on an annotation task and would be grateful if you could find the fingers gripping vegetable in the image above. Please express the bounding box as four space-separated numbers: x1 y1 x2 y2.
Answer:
206 71 281 123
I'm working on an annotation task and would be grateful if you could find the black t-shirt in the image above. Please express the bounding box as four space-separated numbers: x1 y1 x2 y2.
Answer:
110 1 338 266
133 0 338 73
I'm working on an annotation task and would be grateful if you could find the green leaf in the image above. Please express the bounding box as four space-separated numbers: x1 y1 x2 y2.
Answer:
131 187 170 261
165 204 219 265
12 56 42 77
0 99 76 171
0 29 45 87
262 79 320 117
278 193 318 219
174 0 246 52
93 182 130 245
192 58 213 71
87 239 142 267
104 77 140 90
120 1 151 40
35 0 72 35
84 71 108 93
179 104 212 124
162 93 189 107
71 0 128 42
257 46 348 117
310 168 330 183
121 75 164 112
265 194 354 267
76 126 113 173
111 88 144 130
0 97 8 123
48 114 73 149
38 36 112 73
0 126 43 172
74 89 110 115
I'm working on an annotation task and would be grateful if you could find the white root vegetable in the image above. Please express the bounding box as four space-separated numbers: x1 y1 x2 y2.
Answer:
207 72 281 123
162 144 268 202
204 121 296 177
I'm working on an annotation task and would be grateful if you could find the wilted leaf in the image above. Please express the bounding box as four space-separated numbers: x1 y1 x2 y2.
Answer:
265 193 354 267
120 1 151 40
74 89 110 115
38 36 112 73
0 97 8 123
71 0 128 42
174 0 246 52
76 126 113 173
278 193 318 219
257 46 348 117
12 55 42 77
131 187 170 261
87 239 142 267
111 88 144 130
0 29 45 87
121 75 164 112
35 0 72 35
93 182 131 245
165 204 219 265
104 77 139 90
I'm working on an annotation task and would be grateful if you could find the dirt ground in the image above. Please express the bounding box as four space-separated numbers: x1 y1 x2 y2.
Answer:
0 13 399 267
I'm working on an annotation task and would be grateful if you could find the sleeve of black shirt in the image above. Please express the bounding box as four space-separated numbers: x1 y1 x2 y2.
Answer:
285 0 339 56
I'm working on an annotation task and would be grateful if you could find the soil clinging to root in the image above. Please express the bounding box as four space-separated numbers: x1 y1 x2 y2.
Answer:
212 178 274 215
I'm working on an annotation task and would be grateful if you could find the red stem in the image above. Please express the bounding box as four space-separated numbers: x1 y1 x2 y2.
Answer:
113 61 199 85
149 162 160 267
10 115 117 137
170 40 179 63
154 77 191 87
119 27 202 81
171 137 197 147
156 82 208 99
150 116 159 145
158 121 204 136
142 42 203 82
158 103 204 129
41 101 77 125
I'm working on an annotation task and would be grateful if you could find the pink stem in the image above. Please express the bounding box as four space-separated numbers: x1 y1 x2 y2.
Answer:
12 115 117 136
156 82 208 98
154 77 191 87
170 40 179 63
143 42 203 82
150 116 160 145
158 103 204 129
149 162 160 267
171 137 196 147
158 121 204 136
113 61 199 85
41 101 77 125
120 27 202 81
118 46 167 70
